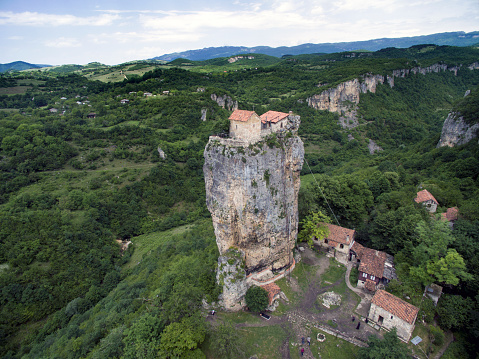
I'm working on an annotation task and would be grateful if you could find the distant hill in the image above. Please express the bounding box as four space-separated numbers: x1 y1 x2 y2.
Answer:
0 61 51 73
152 31 479 61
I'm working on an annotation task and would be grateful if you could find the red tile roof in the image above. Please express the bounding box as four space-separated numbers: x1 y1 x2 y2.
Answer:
351 241 365 257
320 223 355 245
365 278 377 291
260 110 289 124
358 247 387 278
441 207 459 222
414 189 438 205
372 290 419 325
228 110 257 122
261 283 282 305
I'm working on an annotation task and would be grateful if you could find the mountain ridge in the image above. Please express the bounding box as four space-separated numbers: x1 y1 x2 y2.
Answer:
152 31 479 61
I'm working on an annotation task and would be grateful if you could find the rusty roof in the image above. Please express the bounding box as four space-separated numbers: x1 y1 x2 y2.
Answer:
414 189 438 205
228 110 258 122
372 290 419 325
320 222 355 245
261 283 282 305
260 110 289 124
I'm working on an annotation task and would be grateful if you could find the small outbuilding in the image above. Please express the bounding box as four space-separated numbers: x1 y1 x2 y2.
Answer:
368 289 419 342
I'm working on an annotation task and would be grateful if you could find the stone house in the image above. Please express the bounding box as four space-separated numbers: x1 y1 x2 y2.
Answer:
368 289 419 342
229 110 263 142
414 189 438 213
314 223 355 264
350 242 397 291
259 111 290 135
228 109 295 142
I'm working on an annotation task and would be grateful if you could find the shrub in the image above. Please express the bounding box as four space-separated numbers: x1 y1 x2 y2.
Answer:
245 286 269 313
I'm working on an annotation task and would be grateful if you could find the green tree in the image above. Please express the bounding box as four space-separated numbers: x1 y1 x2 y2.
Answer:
159 315 206 358
209 321 243 358
297 211 330 248
245 286 269 313
409 220 472 286
357 328 409 359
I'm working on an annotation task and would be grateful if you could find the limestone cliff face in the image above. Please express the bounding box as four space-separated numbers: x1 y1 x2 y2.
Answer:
307 75 385 114
210 93 238 111
204 135 304 274
307 63 474 129
437 112 479 147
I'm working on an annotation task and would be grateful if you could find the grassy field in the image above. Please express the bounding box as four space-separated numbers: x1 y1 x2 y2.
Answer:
290 330 359 359
123 223 196 270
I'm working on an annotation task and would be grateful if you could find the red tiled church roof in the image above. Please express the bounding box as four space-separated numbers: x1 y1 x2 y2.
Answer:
320 222 355 245
414 189 438 205
442 207 459 222
260 111 289 124
228 110 257 122
372 290 419 325
260 283 282 305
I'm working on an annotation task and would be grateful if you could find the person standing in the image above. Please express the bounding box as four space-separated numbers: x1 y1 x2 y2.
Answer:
301 347 305 356
307 336 311 346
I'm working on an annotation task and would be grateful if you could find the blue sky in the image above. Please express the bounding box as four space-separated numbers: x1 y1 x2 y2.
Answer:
1 0 478 65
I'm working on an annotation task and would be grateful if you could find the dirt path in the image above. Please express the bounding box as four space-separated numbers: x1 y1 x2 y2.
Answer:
432 332 454 359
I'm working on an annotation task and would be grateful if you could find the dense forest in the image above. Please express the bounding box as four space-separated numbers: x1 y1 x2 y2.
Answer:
0 44 478 358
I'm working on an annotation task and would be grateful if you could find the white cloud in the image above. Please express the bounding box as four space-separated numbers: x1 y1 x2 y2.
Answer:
45 37 82 48
0 11 120 26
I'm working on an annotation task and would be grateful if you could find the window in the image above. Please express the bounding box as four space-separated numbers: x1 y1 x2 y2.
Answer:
390 316 393 319
324 239 328 244
370 275 375 280
236 125 238 129
340 244 344 249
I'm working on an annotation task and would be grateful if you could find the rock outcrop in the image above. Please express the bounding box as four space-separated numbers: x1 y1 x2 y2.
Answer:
210 93 238 111
307 63 475 130
204 134 304 275
437 112 479 147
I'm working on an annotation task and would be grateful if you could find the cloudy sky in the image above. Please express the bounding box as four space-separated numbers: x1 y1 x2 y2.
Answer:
1 0 478 65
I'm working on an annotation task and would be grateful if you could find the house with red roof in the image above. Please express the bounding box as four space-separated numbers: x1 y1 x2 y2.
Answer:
314 222 356 264
260 110 290 135
414 189 439 213
228 109 295 142
368 289 419 342
228 110 262 142
350 242 397 292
